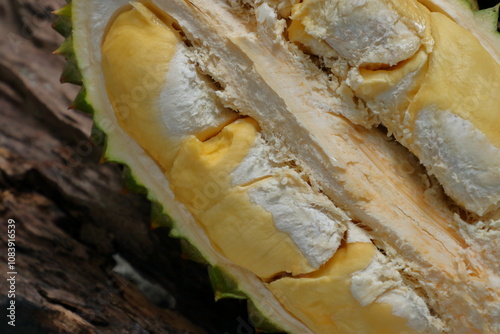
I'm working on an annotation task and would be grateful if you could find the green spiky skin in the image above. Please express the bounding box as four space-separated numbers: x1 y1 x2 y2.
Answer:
208 266 247 301
476 3 500 34
180 239 209 264
122 165 148 195
60 52 83 84
54 1 500 333
53 3 73 37
247 300 286 333
72 87 94 114
54 38 76 81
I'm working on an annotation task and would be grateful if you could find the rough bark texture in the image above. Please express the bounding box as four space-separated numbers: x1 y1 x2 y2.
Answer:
0 1 251 333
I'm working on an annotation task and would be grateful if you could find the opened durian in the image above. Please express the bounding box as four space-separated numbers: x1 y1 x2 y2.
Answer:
55 0 500 333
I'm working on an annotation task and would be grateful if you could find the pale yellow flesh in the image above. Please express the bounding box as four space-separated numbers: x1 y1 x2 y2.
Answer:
269 242 418 334
170 119 317 279
100 3 418 333
291 0 500 149
407 11 500 148
102 3 317 280
101 2 180 169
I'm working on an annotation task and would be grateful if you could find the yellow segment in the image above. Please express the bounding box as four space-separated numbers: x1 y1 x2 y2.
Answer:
356 48 429 133
288 19 335 58
102 2 314 280
200 187 315 279
170 119 259 214
269 243 418 334
170 119 315 279
291 0 500 150
358 11 500 149
407 11 500 149
357 48 429 101
101 2 182 169
288 19 313 51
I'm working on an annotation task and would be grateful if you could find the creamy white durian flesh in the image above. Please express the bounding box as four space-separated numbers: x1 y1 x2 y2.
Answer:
289 0 500 216
69 0 500 333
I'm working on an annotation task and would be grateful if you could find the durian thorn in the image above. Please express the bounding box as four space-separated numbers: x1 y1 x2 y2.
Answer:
208 266 247 301
60 61 83 85
72 87 95 115
53 3 72 18
52 18 72 38
150 202 175 230
53 36 74 58
52 2 72 37
180 239 208 264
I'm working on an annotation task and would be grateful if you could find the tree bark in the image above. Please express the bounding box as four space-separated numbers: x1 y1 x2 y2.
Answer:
0 1 250 333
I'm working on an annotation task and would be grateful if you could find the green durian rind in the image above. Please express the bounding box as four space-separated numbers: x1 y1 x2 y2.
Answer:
247 300 286 333
122 164 148 195
53 4 83 86
180 239 209 264
73 87 95 115
475 4 500 35
61 59 83 85
208 266 247 301
459 0 479 11
54 33 74 58
53 3 73 38
150 200 176 231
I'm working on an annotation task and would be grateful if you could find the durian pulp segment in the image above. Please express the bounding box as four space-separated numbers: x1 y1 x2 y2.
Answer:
170 119 322 279
269 242 417 334
170 115 433 330
100 2 429 333
417 0 500 64
101 2 178 169
290 0 500 215
269 224 440 334
101 2 237 171
101 2 319 279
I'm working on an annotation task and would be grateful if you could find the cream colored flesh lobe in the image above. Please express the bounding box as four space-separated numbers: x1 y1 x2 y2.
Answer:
72 0 500 333
290 0 500 216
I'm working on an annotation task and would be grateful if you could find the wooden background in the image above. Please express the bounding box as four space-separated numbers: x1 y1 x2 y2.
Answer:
0 1 252 333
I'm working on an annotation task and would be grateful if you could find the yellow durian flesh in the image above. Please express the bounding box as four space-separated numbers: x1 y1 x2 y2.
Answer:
289 0 500 215
101 2 180 168
101 3 323 280
269 242 418 334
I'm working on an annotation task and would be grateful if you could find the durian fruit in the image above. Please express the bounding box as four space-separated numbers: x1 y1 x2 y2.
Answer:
55 0 500 333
